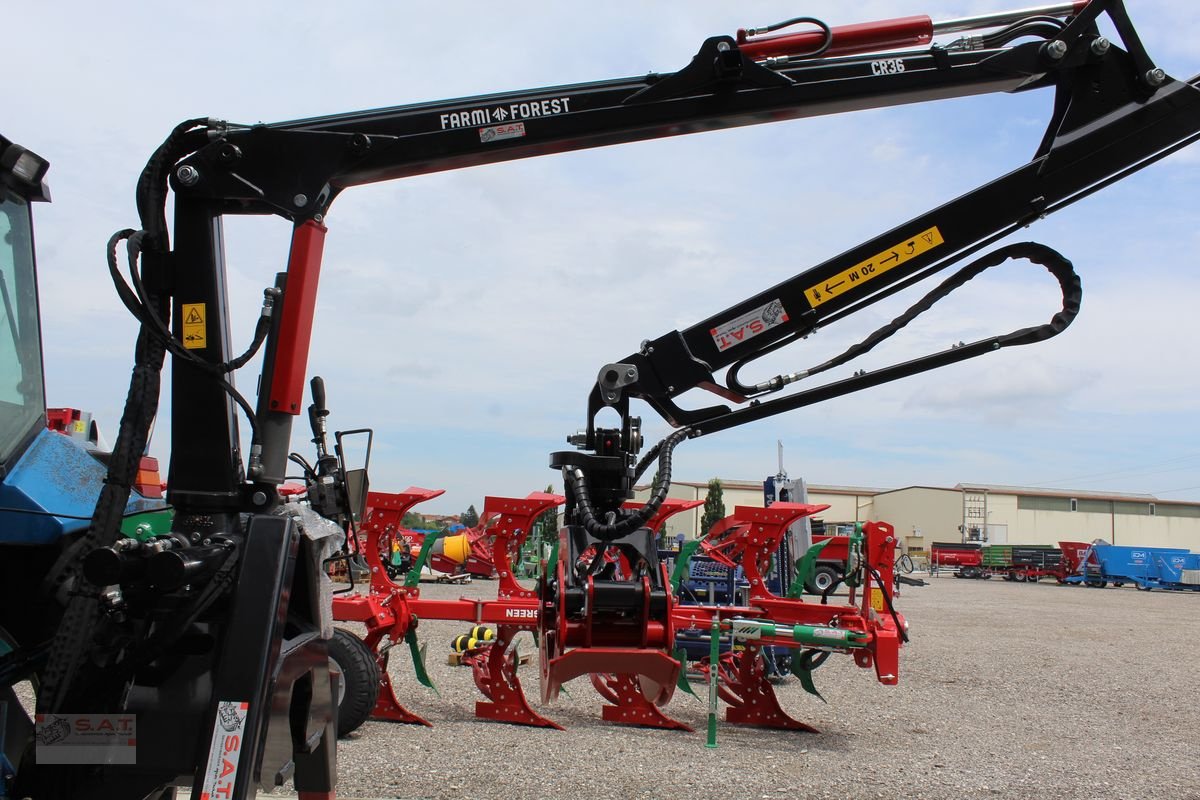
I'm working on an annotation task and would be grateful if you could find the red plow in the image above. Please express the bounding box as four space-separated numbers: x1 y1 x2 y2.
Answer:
332 489 566 728
332 490 907 735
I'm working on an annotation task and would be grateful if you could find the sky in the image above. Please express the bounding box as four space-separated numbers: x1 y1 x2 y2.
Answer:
9 1 1200 516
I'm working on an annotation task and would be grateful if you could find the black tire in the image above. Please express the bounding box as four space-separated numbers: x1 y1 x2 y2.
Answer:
805 565 842 595
328 628 381 737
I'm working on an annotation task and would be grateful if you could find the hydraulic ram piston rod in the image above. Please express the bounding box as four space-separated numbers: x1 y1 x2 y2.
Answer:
738 1 1090 60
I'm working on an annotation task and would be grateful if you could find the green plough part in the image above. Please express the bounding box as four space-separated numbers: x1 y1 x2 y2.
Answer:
792 649 831 703
844 524 865 588
121 507 174 542
545 535 561 576
788 538 831 598
670 540 702 593
405 530 447 588
672 647 697 698
404 621 437 694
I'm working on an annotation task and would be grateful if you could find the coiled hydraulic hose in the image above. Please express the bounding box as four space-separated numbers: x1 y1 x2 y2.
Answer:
562 427 691 541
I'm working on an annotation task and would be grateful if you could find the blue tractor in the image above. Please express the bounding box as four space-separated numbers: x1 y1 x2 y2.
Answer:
0 133 350 800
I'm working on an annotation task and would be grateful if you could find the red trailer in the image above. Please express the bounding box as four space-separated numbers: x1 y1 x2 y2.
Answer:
1057 540 1104 585
809 533 851 593
930 542 985 578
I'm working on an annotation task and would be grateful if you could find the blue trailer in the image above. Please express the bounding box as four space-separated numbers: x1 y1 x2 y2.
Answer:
1065 543 1200 592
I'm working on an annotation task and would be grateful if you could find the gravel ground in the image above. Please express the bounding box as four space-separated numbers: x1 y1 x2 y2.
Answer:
313 574 1200 800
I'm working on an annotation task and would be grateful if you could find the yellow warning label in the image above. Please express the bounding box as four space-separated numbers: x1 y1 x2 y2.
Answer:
182 303 206 350
805 225 944 308
870 588 885 613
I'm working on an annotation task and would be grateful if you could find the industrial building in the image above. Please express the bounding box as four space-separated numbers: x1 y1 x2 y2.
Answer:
635 480 1200 553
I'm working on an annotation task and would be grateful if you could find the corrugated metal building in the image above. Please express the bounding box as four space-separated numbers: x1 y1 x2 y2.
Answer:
635 480 1200 551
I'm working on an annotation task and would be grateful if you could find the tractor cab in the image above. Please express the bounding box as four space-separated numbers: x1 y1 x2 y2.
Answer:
0 135 49 486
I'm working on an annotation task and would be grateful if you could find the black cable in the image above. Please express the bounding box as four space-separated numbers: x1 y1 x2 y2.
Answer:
288 453 318 481
0 505 174 521
981 17 1065 48
562 427 690 541
729 242 1079 396
867 565 909 644
107 229 266 439
726 224 1025 395
754 17 834 60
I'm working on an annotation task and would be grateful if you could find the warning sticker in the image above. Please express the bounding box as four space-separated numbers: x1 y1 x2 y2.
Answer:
182 302 206 350
870 588 885 613
805 225 945 308
812 627 848 641
199 700 249 800
710 299 789 353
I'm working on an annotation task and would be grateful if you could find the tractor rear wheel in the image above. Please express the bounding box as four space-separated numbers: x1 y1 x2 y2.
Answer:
328 628 381 737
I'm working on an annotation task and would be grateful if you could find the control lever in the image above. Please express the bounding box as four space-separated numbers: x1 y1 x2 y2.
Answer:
309 375 330 453
304 375 347 522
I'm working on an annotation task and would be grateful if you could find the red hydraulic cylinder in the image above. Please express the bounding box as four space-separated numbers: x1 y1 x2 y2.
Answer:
736 2 1091 61
737 16 933 61
268 219 327 415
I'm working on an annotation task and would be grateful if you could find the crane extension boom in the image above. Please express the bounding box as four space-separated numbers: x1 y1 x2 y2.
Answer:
31 2 1200 798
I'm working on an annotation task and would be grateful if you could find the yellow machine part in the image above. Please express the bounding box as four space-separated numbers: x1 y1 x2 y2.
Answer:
437 532 471 565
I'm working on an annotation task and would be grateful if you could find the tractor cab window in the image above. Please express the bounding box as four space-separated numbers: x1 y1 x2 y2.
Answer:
0 188 45 469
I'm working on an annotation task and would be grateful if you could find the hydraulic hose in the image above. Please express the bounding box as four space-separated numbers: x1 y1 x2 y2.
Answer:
563 427 690 541
729 241 1080 396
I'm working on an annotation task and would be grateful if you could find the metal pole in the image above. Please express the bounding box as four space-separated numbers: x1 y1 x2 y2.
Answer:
706 617 719 748
932 2 1084 35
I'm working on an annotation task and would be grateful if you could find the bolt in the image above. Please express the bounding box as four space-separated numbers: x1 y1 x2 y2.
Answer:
176 165 200 186
293 193 308 208
1145 68 1167 87
252 491 268 506
1045 40 1068 60
625 368 636 380
717 41 731 52
1090 37 1110 56
314 213 324 223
